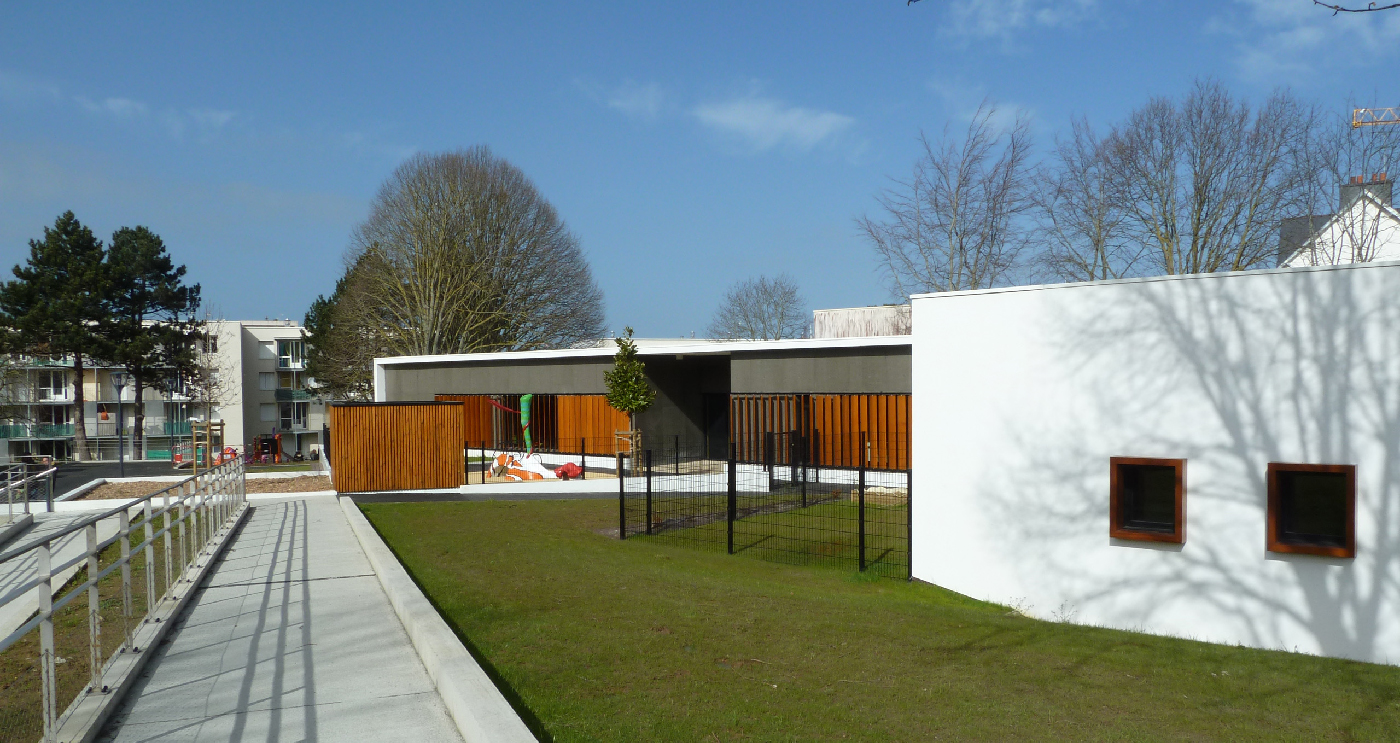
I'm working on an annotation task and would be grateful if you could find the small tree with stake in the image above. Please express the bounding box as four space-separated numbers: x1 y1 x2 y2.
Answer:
603 327 654 467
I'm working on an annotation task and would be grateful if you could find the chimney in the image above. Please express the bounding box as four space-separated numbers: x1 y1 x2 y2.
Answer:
1341 173 1393 210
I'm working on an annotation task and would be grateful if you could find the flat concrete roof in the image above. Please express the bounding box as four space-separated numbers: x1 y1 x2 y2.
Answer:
374 335 912 369
909 258 1400 301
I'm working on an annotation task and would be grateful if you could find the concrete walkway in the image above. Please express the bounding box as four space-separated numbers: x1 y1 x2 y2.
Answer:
97 494 464 742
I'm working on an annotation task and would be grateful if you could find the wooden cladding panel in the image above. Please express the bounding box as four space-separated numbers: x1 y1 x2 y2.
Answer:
329 403 465 493
435 393 628 455
731 393 909 470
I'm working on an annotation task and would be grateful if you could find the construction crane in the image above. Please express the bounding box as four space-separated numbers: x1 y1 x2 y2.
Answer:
1353 107 1400 128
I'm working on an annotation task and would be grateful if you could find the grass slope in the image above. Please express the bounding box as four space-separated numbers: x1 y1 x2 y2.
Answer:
363 499 1400 742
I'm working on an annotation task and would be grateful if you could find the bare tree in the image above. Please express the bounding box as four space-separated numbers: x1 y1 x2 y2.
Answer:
1033 119 1140 282
1102 80 1317 275
860 102 1033 296
1314 1 1400 13
342 148 605 360
707 275 809 340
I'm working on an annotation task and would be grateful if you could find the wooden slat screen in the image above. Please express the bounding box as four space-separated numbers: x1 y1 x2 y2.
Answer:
729 393 909 471
435 394 629 455
329 402 466 493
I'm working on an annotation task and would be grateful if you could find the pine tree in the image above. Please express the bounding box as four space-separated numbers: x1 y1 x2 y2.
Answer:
603 326 654 433
102 226 202 459
0 212 110 460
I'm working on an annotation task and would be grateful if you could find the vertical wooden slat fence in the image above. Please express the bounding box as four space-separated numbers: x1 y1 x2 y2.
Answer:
329 402 466 493
730 393 909 470
435 393 629 455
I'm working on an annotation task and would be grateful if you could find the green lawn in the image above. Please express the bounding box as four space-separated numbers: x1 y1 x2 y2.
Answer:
362 499 1400 742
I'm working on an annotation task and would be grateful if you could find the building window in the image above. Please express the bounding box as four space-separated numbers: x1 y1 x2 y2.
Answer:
259 342 276 360
260 403 277 422
277 340 305 370
37 370 67 401
1267 463 1355 558
259 372 276 391
1110 457 1185 544
200 333 218 354
278 370 302 389
279 402 308 430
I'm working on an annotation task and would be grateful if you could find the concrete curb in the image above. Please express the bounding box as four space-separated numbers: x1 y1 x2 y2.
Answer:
0 512 33 548
53 501 252 743
57 479 106 502
339 496 537 743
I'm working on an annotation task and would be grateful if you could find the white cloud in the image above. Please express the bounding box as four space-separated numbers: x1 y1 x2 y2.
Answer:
692 95 855 152
75 96 149 118
940 0 1097 43
1223 0 1400 82
607 81 665 121
188 108 235 129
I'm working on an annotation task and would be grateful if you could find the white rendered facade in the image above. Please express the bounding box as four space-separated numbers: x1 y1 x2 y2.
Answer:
1282 192 1400 267
911 261 1400 665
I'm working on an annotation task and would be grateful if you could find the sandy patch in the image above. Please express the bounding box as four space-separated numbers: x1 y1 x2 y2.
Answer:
79 475 334 500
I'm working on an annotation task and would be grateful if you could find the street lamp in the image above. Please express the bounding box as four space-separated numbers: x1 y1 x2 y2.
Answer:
110 371 131 478
164 376 179 463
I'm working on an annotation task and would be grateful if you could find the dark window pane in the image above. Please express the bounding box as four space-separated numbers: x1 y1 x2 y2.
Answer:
1118 464 1176 532
1278 471 1347 547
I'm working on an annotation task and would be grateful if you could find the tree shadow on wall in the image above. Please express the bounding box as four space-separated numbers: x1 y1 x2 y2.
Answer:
981 268 1400 664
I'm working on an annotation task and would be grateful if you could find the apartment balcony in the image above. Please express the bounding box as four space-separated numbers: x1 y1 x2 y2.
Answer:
274 388 314 402
0 423 75 438
86 420 192 438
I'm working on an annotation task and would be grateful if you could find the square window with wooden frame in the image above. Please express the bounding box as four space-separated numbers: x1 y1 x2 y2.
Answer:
1110 457 1185 543
1267 463 1355 558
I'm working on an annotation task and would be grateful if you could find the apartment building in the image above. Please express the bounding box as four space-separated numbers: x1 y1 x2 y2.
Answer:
0 320 326 463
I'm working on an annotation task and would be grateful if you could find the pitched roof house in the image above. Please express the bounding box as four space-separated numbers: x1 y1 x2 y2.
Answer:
1279 174 1400 267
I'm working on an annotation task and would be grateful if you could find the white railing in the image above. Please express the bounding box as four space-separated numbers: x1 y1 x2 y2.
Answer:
0 464 57 523
0 459 246 742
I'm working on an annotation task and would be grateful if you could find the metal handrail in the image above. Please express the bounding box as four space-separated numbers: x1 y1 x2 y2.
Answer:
0 458 247 742
1 465 56 521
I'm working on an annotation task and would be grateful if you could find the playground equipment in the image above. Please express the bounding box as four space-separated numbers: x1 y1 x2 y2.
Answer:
490 452 557 481
174 421 230 474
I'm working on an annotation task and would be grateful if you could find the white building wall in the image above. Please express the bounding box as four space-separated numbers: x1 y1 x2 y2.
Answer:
910 261 1400 665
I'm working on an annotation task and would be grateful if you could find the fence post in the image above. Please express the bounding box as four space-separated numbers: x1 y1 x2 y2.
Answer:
906 466 914 582
764 432 774 492
800 434 808 509
858 433 867 573
580 437 586 481
87 523 102 692
813 429 821 484
39 542 56 741
645 449 653 535
674 435 680 476
617 451 626 540
144 499 156 628
119 509 133 654
47 468 54 512
727 443 737 555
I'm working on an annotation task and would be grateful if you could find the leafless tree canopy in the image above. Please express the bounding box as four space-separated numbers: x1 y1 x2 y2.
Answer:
860 102 1033 296
708 275 809 340
346 148 605 356
1032 119 1141 282
1100 80 1317 275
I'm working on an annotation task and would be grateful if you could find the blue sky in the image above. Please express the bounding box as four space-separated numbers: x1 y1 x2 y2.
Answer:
2 1 1398 337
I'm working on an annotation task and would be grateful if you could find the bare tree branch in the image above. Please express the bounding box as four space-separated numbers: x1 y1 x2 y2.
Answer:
1314 1 1400 14
860 101 1034 295
708 275 809 340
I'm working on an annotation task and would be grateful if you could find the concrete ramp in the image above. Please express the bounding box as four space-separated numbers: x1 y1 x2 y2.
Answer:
96 495 464 742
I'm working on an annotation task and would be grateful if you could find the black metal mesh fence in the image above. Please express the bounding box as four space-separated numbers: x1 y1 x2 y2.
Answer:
620 434 910 578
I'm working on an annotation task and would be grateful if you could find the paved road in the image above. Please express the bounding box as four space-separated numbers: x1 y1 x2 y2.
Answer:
53 461 179 498
97 495 463 743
